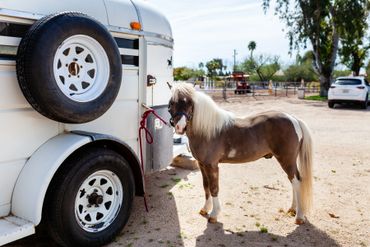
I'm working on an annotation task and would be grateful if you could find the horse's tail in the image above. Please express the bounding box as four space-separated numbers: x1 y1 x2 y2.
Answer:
297 119 313 214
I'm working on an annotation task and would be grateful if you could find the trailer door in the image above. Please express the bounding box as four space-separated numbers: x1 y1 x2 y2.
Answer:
145 43 173 173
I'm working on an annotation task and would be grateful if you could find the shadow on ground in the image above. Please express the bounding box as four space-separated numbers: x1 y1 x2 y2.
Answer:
330 102 369 111
195 221 340 247
6 167 192 247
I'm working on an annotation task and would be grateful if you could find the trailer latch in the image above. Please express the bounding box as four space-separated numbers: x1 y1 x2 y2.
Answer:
147 75 156 86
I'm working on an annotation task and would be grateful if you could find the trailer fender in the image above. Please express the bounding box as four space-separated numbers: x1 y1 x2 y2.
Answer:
73 131 144 197
11 134 92 225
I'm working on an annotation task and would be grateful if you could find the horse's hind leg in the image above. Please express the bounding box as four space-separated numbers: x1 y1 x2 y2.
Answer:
203 164 220 223
277 158 305 224
291 172 305 224
287 189 297 216
199 164 212 216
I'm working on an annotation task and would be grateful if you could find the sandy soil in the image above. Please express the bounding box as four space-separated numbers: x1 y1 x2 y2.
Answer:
8 96 370 247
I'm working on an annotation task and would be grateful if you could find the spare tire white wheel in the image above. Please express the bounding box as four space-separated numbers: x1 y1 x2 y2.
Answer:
16 12 122 123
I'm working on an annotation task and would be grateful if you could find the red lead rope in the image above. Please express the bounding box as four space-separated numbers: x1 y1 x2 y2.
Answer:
138 107 168 212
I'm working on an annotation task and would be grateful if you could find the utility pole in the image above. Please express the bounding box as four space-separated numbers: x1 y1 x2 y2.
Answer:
233 49 238 72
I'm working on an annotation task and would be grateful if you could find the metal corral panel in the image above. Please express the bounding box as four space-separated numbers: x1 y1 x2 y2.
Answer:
145 105 173 173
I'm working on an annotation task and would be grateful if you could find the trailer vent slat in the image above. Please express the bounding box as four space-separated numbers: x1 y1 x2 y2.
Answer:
121 55 139 66
0 22 30 38
0 54 16 60
114 38 139 49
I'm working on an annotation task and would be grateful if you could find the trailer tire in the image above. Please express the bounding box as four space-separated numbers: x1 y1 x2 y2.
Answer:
16 12 122 123
45 148 134 247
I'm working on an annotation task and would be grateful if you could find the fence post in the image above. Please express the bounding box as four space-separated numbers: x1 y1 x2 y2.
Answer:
286 85 288 96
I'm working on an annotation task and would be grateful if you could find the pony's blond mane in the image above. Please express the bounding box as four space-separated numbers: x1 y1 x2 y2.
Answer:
172 83 235 140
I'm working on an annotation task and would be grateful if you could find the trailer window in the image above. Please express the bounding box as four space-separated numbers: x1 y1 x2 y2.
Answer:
335 79 362 85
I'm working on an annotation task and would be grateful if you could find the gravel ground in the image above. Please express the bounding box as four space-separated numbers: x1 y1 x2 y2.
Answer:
8 96 370 247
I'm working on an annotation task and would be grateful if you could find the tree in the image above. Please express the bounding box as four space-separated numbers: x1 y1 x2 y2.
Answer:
248 41 257 58
285 63 318 82
198 62 204 70
240 54 280 81
262 0 369 96
173 67 204 81
333 69 352 78
337 1 370 75
285 51 318 82
366 60 370 78
206 58 223 79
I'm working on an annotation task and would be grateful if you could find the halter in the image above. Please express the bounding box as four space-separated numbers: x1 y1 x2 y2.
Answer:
169 111 192 127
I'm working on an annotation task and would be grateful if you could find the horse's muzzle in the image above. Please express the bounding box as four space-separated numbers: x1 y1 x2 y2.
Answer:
169 111 192 128
169 118 175 127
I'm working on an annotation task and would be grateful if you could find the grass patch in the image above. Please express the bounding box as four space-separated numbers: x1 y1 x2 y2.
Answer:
304 95 327 101
171 177 182 183
177 182 194 189
271 235 278 241
177 231 188 239
259 226 268 233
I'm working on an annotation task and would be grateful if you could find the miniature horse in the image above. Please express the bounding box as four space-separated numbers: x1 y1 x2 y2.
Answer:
168 83 313 225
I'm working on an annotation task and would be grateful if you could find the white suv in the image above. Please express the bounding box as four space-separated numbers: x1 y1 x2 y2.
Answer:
328 76 370 109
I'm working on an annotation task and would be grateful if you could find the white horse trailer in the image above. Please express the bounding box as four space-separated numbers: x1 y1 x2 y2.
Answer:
0 0 173 246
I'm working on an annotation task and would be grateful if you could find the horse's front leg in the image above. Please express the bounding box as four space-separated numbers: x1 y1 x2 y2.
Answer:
204 164 220 223
199 164 212 216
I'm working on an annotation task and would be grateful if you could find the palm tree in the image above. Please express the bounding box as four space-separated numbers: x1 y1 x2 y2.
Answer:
248 41 257 58
198 62 204 70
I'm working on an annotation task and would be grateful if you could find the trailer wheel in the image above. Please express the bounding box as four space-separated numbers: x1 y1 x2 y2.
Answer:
16 12 122 123
45 148 134 247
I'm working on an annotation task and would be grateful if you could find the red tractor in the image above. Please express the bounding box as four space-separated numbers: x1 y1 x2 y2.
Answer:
233 71 251 94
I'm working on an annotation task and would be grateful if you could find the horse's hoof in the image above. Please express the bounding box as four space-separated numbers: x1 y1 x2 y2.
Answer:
295 218 305 225
287 208 296 217
208 217 217 224
199 209 208 216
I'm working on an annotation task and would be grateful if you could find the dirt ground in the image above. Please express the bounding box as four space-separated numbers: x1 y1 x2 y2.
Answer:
8 96 370 247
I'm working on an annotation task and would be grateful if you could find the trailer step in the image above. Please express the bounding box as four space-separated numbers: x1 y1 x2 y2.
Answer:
0 216 35 246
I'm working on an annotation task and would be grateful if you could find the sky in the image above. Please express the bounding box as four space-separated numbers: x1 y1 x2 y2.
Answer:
147 0 297 70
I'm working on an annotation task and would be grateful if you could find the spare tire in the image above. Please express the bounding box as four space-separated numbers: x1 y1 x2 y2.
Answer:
16 12 122 123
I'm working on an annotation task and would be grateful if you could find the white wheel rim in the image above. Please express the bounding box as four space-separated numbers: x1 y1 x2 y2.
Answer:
53 35 110 102
74 170 123 233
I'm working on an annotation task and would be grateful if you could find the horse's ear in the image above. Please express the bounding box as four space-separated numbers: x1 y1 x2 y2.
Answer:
166 81 172 89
